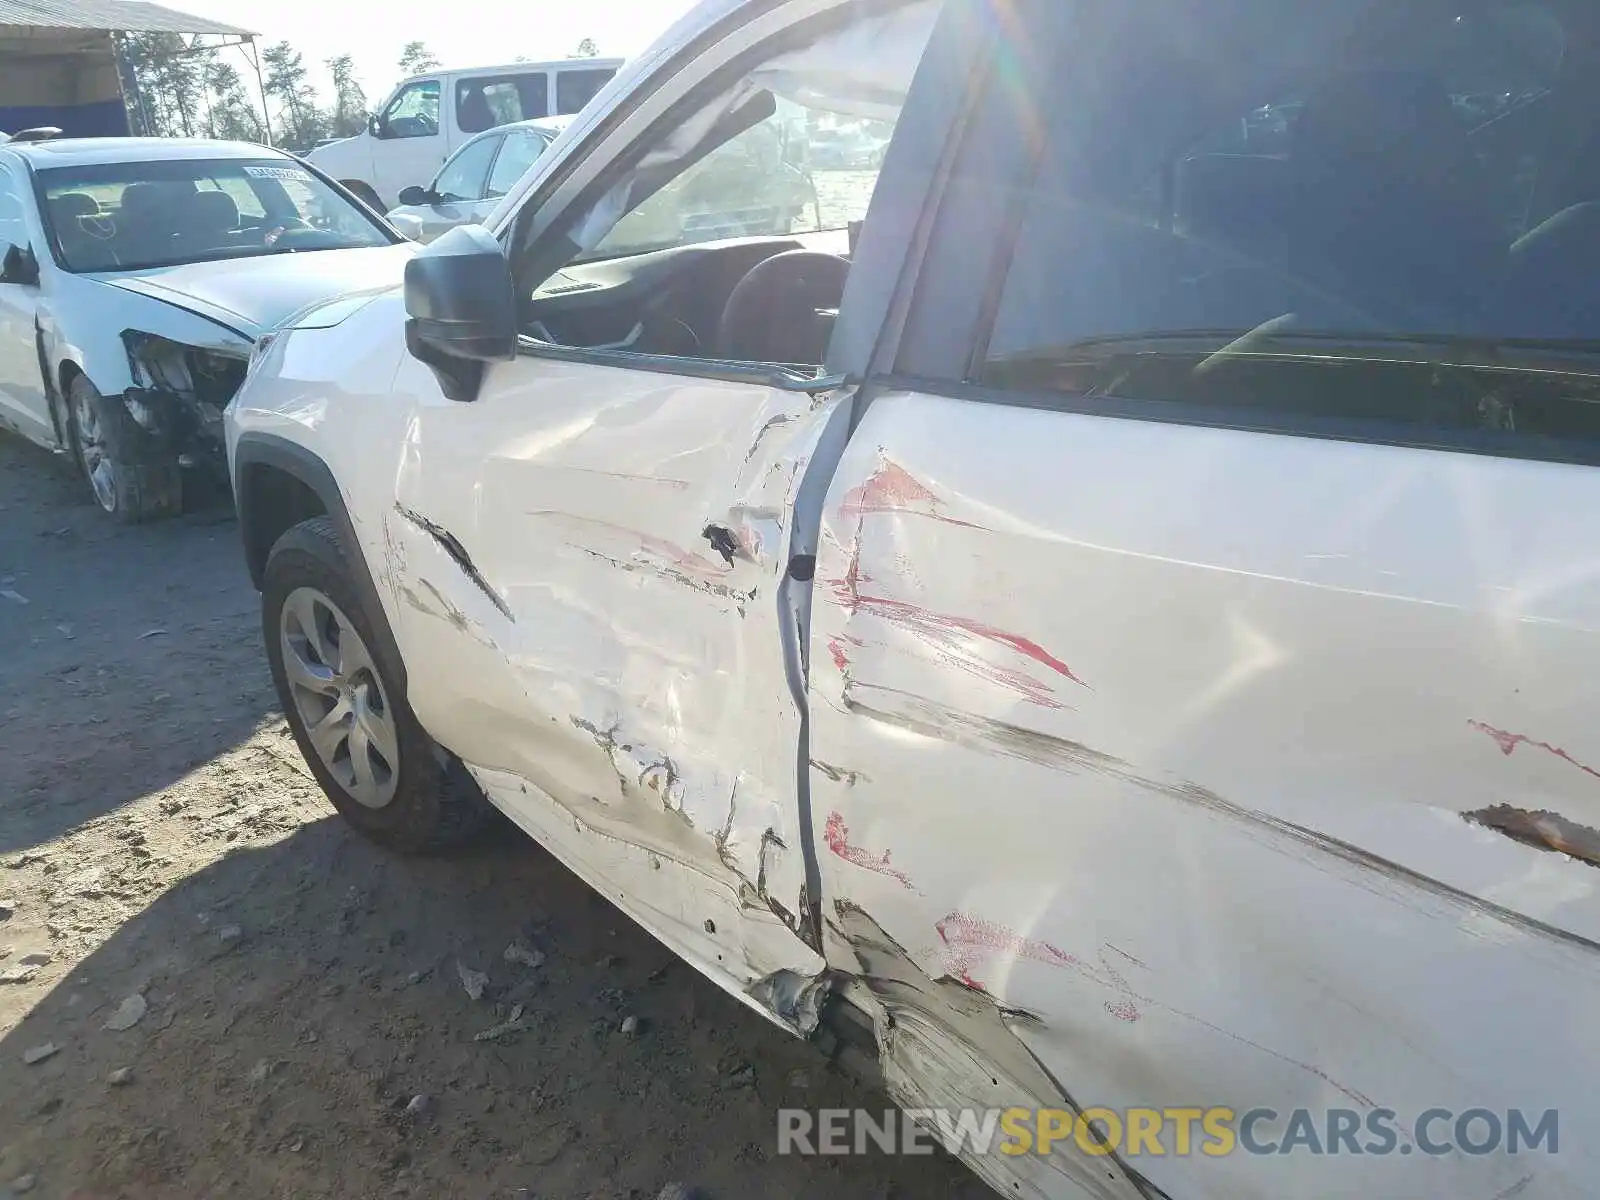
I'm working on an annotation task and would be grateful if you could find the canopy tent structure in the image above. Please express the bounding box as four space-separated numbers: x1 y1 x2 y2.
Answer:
0 0 264 140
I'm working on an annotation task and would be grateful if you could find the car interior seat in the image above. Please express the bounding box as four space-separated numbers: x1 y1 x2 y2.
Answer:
187 190 240 240
49 191 108 267
458 88 495 132
1282 70 1505 331
1174 152 1290 264
117 181 195 261
50 191 101 222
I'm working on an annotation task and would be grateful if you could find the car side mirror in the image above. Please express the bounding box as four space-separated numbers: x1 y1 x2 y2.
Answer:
403 224 517 402
397 185 430 207
368 113 386 139
0 243 38 286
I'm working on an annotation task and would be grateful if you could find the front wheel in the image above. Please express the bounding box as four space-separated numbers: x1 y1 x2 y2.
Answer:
262 517 492 853
67 374 181 524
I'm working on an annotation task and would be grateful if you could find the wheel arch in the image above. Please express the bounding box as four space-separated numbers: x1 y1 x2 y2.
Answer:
233 432 409 696
36 330 78 449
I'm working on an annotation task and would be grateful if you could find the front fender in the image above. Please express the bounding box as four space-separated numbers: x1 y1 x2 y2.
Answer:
231 432 409 698
39 279 253 464
42 277 251 390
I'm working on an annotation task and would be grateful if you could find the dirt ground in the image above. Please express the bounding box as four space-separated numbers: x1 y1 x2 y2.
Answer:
0 432 986 1200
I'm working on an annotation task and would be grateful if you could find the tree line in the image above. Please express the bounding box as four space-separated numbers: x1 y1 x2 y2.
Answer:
120 37 600 153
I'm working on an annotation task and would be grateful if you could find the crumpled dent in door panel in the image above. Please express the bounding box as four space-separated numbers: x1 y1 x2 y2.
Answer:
386 374 850 1033
807 396 1600 1200
468 760 830 1037
833 904 1146 1200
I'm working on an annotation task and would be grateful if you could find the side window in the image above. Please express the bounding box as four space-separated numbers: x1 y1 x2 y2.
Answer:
585 102 830 260
486 132 548 199
515 0 937 369
381 80 441 139
434 135 501 202
975 2 1600 449
456 74 550 133
0 167 26 253
555 68 615 115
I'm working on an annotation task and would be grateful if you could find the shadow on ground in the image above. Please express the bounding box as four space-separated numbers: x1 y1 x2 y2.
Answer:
0 817 987 1200
0 433 272 855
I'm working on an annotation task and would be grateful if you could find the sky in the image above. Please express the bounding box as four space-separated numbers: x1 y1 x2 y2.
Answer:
171 0 696 103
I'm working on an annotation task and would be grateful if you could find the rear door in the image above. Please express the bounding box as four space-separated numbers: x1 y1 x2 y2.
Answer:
482 129 551 208
809 1 1600 1197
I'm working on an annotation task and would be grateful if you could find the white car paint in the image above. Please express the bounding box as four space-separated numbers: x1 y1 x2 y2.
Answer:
228 0 1600 1196
0 137 413 495
308 59 623 211
808 395 1600 1200
239 286 840 1033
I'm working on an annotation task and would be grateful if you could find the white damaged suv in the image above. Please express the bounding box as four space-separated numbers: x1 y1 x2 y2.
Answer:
227 0 1600 1196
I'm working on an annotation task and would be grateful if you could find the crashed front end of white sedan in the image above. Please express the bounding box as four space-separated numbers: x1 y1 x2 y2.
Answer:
8 141 413 521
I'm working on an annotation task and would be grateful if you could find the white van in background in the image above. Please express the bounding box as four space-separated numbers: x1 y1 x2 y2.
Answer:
308 58 622 210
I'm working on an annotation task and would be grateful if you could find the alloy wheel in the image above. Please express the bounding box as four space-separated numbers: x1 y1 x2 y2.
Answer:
73 385 116 513
279 586 400 809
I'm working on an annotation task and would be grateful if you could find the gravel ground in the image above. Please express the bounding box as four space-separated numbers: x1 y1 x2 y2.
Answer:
0 431 984 1200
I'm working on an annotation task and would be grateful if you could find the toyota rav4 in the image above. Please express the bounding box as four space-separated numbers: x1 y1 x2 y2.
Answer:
227 0 1600 1196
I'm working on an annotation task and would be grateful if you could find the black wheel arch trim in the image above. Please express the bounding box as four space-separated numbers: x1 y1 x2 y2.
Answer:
35 324 69 448
232 431 409 696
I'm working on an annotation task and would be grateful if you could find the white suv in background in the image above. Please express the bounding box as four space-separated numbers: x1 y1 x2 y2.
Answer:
308 58 622 210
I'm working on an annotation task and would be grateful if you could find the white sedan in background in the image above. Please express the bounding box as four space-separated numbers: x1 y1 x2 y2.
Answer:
0 136 413 523
384 118 564 244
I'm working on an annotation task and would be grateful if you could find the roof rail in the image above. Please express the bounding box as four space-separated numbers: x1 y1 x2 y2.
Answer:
9 127 63 143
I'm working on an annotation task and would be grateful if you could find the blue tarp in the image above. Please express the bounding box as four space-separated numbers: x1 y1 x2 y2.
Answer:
1 100 128 138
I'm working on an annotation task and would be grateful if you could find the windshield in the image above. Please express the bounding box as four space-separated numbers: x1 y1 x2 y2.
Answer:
36 157 394 273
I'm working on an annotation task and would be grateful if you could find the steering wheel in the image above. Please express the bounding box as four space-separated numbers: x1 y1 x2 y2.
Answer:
264 219 316 250
715 251 851 364
388 114 437 139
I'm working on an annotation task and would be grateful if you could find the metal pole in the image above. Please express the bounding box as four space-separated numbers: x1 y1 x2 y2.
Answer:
240 36 273 145
111 31 152 136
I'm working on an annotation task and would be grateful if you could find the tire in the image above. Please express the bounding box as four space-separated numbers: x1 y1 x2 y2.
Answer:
263 516 492 854
67 374 181 524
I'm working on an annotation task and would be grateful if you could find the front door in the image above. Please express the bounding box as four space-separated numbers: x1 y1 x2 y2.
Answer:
0 164 51 445
382 0 945 1026
387 351 839 1019
414 132 502 242
371 77 445 207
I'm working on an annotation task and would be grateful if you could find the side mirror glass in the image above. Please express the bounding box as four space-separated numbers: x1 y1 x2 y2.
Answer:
403 224 517 402
397 185 430 207
368 113 385 139
0 243 38 286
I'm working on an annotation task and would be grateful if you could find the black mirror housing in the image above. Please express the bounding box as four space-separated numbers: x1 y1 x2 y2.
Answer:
397 185 429 207
404 224 517 402
0 243 38 286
